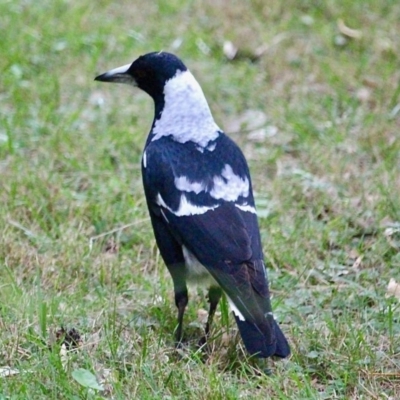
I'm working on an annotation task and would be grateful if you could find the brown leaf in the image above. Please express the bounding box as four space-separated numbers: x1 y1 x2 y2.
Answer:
197 308 208 325
351 256 363 270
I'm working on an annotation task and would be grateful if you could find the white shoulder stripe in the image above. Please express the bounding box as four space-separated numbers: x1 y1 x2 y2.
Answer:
156 193 217 216
175 195 217 216
235 203 257 214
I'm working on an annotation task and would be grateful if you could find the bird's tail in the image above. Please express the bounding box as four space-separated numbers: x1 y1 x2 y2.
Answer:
234 316 290 358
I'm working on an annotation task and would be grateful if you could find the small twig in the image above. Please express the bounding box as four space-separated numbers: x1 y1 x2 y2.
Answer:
89 219 148 251
368 371 400 378
7 219 36 238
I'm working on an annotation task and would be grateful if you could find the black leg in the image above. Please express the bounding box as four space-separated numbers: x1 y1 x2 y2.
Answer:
164 261 188 346
174 289 188 345
205 286 223 336
199 286 222 346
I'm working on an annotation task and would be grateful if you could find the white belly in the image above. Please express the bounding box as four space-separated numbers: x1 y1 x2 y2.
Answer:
182 245 218 286
181 245 245 321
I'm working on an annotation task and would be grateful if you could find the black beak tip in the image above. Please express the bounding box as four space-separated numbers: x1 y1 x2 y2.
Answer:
94 73 106 82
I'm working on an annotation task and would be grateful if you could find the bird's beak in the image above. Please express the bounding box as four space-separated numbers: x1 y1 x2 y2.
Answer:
94 63 136 85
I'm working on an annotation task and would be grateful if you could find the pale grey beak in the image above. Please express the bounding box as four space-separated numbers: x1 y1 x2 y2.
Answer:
94 63 136 85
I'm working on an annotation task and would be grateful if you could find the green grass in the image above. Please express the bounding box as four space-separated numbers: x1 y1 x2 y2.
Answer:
1 0 400 398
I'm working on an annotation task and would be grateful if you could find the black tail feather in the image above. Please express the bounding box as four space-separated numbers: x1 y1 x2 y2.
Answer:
234 316 290 358
273 319 291 358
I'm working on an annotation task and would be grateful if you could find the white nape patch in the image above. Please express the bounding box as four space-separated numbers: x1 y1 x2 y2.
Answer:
142 151 147 168
235 203 257 214
227 296 245 321
182 246 218 286
210 164 249 202
151 70 220 148
156 193 217 216
174 176 206 194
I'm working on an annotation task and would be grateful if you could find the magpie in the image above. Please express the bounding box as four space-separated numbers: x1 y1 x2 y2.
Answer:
95 52 290 359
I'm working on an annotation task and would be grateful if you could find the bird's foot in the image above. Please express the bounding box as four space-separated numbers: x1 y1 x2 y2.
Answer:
252 357 272 375
175 340 183 349
197 335 207 348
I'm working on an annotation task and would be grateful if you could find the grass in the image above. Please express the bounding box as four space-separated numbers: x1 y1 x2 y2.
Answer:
1 0 400 398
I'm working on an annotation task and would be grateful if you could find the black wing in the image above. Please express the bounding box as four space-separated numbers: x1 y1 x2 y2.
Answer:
143 133 290 357
142 134 272 324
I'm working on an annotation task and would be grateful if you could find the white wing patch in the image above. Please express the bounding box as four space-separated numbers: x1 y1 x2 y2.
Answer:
142 150 147 168
174 176 206 194
151 70 220 148
156 193 217 216
235 203 257 214
210 164 249 201
174 164 250 203
227 296 245 321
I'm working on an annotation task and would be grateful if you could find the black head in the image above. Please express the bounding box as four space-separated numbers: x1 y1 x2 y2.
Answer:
95 51 187 101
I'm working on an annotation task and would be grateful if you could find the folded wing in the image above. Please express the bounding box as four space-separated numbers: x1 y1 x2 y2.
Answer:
143 134 289 357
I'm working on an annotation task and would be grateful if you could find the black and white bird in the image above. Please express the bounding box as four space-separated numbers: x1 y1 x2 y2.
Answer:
95 52 290 359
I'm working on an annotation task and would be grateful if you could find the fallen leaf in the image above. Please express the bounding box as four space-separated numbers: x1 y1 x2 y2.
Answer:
0 367 19 378
356 87 371 103
337 19 362 39
300 15 314 26
223 41 238 60
60 344 68 371
384 224 400 249
197 308 208 325
351 256 363 269
334 34 347 47
387 279 400 300
72 368 104 391
306 350 319 359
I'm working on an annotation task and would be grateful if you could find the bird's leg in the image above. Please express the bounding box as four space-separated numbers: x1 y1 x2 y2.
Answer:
199 286 222 347
174 289 188 346
205 286 223 336
252 357 272 375
166 262 188 347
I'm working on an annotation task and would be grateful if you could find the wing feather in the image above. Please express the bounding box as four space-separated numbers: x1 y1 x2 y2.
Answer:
143 135 273 330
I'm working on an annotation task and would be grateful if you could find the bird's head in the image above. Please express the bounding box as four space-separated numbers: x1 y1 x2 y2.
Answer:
95 51 219 144
95 51 187 101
